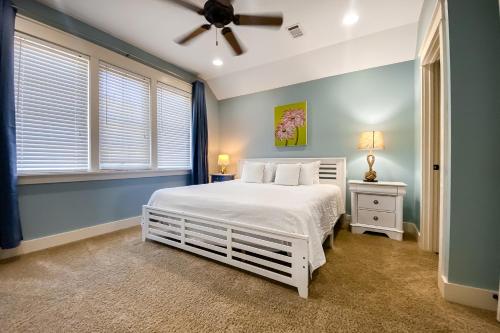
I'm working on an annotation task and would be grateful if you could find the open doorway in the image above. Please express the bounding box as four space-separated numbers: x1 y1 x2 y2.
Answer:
418 0 453 298
419 3 445 256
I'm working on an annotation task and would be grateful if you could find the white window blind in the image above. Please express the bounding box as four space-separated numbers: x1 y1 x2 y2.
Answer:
99 62 151 169
14 35 89 172
157 82 192 169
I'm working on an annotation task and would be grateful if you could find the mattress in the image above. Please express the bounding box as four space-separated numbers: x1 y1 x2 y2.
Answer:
147 180 344 271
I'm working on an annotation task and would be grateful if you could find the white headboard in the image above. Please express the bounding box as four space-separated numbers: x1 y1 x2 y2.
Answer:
238 157 347 213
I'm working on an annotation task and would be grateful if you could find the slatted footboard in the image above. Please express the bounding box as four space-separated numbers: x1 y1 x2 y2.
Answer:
142 206 310 298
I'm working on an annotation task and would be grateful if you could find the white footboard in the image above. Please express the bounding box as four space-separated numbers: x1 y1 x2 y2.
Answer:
142 206 310 298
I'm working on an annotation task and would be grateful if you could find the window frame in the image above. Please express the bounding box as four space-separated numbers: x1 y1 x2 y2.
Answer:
98 61 152 170
156 81 193 170
14 32 91 174
15 17 192 185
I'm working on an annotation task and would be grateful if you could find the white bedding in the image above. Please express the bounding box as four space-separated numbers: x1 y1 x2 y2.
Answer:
147 180 344 271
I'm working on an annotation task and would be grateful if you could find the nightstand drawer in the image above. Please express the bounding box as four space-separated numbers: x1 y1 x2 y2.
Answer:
358 209 396 228
358 194 395 211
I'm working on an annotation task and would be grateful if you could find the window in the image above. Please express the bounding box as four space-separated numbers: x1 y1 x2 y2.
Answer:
14 35 89 172
99 62 151 170
15 18 194 184
157 82 191 169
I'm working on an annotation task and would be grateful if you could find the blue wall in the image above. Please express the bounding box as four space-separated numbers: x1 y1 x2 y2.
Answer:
445 0 500 291
18 176 189 240
11 0 195 241
219 61 417 223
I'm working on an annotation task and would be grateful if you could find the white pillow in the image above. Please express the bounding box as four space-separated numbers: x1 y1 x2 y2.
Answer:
274 164 301 186
241 162 265 183
299 161 321 185
263 162 277 183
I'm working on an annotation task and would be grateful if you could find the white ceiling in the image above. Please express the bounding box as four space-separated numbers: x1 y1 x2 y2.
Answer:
36 0 424 99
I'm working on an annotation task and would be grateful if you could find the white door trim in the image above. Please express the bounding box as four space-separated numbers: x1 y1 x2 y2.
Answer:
418 0 451 291
419 1 442 253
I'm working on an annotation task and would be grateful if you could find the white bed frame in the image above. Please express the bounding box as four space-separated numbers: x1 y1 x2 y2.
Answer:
141 157 346 298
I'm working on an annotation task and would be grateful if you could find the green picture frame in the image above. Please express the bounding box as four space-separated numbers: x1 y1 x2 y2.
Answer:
274 101 307 146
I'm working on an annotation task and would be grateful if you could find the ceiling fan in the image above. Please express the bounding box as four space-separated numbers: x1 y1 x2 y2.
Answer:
165 0 283 56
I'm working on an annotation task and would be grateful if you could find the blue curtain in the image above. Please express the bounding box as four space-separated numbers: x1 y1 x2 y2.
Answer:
191 80 209 185
0 0 22 249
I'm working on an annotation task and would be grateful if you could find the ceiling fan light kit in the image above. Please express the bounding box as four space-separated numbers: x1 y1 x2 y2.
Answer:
168 0 283 56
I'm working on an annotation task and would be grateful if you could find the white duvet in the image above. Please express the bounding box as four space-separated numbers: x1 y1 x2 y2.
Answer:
147 180 344 271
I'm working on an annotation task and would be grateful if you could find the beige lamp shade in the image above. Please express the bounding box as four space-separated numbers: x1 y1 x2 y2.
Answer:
357 131 385 151
217 154 230 166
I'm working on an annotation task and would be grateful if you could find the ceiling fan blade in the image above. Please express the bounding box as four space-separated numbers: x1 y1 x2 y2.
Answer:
221 27 245 56
163 0 204 15
176 24 211 45
233 14 283 27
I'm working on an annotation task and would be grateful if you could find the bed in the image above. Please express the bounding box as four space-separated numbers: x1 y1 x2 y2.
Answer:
142 158 346 298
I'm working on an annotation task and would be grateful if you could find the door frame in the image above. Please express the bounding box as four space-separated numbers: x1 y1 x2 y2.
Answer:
418 0 450 288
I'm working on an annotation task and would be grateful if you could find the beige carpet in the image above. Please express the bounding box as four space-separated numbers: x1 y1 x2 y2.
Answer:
0 227 498 332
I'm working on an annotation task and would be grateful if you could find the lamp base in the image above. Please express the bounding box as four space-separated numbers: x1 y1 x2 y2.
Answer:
363 170 378 182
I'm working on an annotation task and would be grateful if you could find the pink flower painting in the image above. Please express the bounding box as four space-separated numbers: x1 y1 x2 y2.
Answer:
275 121 295 141
274 101 307 146
282 109 306 128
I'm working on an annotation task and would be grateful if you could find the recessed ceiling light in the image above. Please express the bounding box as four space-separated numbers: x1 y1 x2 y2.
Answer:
212 58 223 66
342 12 359 25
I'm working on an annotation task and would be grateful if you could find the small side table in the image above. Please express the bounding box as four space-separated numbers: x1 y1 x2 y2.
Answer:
211 173 235 183
349 180 407 241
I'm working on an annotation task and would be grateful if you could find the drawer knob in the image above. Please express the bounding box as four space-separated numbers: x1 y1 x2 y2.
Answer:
373 199 379 205
373 216 379 221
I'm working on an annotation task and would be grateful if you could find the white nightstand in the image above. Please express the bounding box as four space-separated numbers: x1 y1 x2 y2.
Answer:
349 180 407 241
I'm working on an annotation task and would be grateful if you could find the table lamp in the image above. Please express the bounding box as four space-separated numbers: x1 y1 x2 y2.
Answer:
357 131 384 182
217 154 230 174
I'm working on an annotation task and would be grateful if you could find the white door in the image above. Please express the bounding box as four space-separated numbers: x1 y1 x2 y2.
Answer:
431 61 441 254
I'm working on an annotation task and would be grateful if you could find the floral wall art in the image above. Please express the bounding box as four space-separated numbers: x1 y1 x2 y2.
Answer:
274 101 307 146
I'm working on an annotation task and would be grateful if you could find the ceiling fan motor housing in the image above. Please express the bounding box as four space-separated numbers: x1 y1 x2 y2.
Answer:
204 0 234 28
171 0 283 56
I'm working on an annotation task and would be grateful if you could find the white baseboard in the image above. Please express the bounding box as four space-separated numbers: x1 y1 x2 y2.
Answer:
403 222 420 239
441 275 498 311
0 216 141 260
340 214 351 229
